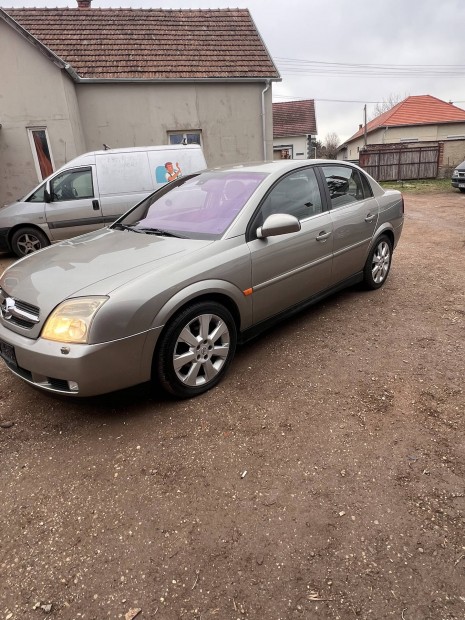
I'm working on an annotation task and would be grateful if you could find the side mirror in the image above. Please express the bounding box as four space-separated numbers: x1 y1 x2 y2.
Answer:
256 213 301 239
44 181 52 203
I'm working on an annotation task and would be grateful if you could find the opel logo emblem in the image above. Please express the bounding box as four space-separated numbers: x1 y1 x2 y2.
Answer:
0 297 15 320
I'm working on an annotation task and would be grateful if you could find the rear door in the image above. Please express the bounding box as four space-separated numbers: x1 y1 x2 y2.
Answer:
318 165 379 286
45 166 103 241
247 167 333 325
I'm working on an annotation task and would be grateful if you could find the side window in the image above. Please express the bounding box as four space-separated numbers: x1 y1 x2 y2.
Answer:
27 183 46 203
260 168 323 222
322 165 367 209
359 171 374 198
50 169 94 202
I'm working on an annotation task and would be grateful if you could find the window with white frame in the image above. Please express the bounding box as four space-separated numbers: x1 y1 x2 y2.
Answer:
27 127 54 181
168 130 202 146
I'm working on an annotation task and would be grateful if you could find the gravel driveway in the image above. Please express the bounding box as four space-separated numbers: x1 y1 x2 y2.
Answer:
0 191 464 620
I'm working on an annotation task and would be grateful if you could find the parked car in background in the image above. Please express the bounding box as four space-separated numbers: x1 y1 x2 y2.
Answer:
451 160 465 192
0 160 404 399
0 144 207 257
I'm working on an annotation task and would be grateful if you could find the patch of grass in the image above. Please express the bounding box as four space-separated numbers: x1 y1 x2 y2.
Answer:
379 178 454 193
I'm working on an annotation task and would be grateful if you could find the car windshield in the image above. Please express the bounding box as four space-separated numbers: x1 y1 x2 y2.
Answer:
113 170 268 240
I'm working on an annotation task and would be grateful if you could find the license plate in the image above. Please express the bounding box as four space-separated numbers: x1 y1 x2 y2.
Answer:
0 339 17 368
459 183 465 188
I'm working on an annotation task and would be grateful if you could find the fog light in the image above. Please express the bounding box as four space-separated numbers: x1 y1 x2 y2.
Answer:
68 381 79 392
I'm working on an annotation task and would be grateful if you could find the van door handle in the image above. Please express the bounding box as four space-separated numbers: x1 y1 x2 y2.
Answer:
365 213 376 222
92 199 100 211
316 230 332 242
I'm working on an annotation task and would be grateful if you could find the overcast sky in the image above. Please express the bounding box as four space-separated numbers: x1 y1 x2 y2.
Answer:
6 0 465 143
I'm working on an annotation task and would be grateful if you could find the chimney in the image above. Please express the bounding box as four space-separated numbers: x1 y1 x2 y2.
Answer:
359 124 363 130
77 0 92 8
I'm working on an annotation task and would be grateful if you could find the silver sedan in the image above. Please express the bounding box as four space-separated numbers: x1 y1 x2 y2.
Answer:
0 160 403 398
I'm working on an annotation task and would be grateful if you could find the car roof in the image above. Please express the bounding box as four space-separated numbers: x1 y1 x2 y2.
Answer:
207 159 358 175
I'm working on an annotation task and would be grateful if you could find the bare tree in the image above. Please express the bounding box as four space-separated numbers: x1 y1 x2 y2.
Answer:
323 132 340 159
370 93 407 120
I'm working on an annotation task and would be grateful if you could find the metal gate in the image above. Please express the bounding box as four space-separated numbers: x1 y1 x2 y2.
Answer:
359 145 439 181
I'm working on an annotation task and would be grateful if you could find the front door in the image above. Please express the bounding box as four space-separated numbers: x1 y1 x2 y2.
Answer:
46 166 104 241
247 167 333 325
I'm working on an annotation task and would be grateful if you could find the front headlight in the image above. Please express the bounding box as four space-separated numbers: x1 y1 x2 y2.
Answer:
42 297 108 344
452 170 459 178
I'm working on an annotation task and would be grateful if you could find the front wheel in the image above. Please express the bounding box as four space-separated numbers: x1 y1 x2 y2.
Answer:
155 301 237 398
363 235 393 290
459 188 465 193
10 227 50 257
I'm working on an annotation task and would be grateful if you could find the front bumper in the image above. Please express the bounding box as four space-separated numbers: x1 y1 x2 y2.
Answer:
0 323 162 397
0 228 11 253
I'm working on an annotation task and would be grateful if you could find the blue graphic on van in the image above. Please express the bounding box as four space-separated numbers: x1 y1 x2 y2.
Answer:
155 162 183 184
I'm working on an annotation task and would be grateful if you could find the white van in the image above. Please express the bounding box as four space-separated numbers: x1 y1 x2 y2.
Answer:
0 144 207 257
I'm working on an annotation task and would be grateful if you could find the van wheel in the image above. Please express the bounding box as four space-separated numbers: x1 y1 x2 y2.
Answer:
10 227 50 257
155 301 237 398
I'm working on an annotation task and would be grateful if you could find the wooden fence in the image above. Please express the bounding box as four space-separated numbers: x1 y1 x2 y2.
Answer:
359 145 439 181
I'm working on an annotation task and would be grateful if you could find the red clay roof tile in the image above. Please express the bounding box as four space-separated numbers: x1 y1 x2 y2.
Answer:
4 8 280 81
272 100 317 137
346 95 465 143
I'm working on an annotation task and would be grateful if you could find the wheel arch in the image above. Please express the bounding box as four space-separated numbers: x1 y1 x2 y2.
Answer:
151 291 242 396
8 223 51 247
369 225 394 253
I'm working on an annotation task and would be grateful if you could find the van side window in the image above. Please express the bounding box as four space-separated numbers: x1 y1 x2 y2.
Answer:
51 168 94 202
27 184 46 203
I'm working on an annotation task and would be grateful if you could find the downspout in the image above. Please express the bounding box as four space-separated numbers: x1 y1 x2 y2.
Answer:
261 79 271 160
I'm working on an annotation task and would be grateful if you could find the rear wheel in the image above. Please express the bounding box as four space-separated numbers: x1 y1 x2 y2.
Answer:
155 301 237 398
10 227 50 257
363 235 393 290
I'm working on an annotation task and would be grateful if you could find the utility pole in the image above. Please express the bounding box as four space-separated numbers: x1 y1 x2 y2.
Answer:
364 105 368 148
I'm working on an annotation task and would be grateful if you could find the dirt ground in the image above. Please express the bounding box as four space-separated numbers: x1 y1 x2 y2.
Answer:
0 191 464 620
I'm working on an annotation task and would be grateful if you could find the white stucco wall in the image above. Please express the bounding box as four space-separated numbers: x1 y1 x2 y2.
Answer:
0 19 85 206
272 135 309 160
75 81 273 167
340 122 465 161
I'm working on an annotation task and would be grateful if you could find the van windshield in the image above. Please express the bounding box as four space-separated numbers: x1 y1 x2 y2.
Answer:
113 171 268 240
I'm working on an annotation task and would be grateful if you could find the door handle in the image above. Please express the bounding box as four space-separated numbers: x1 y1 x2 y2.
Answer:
365 213 376 222
316 230 331 242
92 199 100 211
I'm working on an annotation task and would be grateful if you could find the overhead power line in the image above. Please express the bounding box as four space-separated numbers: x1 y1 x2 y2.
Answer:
272 95 383 104
275 57 465 78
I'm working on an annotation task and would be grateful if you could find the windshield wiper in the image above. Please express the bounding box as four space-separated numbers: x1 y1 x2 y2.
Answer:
135 227 187 238
112 223 143 233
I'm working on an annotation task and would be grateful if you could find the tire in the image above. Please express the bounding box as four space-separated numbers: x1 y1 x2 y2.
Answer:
10 227 50 257
155 301 237 398
363 234 393 290
459 188 465 193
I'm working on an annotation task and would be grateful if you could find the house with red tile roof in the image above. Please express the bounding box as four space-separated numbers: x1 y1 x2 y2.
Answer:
272 100 317 160
338 96 465 176
0 3 279 207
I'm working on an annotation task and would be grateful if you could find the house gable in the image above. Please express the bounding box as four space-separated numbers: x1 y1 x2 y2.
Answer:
273 100 317 138
4 7 280 82
343 95 465 146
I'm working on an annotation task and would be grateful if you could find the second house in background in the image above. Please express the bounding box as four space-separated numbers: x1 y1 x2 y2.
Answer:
272 100 318 160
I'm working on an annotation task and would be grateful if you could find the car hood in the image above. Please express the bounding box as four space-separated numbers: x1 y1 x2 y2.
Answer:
1 228 213 314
